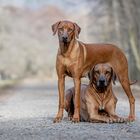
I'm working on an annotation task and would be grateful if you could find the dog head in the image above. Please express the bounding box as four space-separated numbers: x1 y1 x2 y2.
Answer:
88 64 116 92
52 20 81 43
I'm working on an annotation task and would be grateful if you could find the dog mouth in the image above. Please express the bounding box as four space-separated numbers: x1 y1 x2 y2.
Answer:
97 81 107 87
96 81 108 92
98 83 107 88
63 38 68 43
97 86 107 93
62 36 70 44
60 42 69 54
59 36 71 53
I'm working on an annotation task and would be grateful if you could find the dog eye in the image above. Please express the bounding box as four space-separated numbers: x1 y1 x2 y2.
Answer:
59 28 64 31
68 28 73 32
94 70 100 74
106 71 111 74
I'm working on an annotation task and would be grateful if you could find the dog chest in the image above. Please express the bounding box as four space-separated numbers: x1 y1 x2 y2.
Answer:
58 55 78 67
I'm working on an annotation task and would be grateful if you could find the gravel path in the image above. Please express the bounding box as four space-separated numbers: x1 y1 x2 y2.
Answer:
0 79 140 140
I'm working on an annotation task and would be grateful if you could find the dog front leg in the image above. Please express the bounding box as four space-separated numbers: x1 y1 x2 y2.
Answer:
72 77 81 123
54 76 65 123
90 114 116 123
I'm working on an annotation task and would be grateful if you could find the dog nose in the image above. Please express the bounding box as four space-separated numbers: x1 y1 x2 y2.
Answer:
99 76 106 84
99 79 105 83
62 36 68 40
98 75 108 87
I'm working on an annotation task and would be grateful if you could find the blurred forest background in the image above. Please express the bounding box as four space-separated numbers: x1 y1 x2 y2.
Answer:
0 0 139 81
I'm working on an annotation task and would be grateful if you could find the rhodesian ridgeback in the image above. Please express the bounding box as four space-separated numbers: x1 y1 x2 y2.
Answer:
65 64 127 123
52 20 135 123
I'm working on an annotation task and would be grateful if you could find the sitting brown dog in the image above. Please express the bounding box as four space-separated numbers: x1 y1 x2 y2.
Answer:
65 64 127 123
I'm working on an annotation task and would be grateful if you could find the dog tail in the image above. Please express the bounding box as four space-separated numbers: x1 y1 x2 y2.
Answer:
130 80 137 85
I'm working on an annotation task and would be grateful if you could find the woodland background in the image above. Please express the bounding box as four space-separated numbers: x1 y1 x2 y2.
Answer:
0 0 139 80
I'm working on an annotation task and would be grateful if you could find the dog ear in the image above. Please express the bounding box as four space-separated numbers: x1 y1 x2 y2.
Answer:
74 23 81 38
111 68 117 85
88 72 91 81
88 66 95 84
52 21 61 35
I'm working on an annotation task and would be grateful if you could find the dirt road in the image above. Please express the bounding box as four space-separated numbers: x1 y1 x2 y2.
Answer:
0 79 140 140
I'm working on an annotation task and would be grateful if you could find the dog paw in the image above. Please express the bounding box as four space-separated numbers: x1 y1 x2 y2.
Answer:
72 115 80 123
115 117 128 123
72 117 80 123
71 113 80 123
89 118 113 123
127 115 135 122
53 116 62 123
106 118 114 123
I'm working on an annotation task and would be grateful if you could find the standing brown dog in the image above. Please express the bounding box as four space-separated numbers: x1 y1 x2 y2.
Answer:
52 20 135 123
65 64 126 123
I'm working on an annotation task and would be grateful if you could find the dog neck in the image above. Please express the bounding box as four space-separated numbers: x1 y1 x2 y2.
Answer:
59 38 77 57
88 83 112 110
